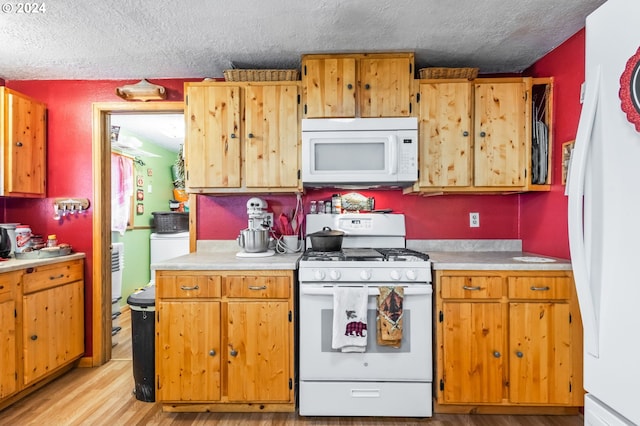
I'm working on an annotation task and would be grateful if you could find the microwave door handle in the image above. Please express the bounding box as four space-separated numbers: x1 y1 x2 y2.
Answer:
389 135 398 174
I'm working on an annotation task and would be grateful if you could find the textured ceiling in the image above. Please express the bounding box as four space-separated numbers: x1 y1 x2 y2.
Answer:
0 0 606 80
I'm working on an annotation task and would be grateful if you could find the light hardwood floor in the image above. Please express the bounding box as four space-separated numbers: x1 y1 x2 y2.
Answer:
0 309 584 426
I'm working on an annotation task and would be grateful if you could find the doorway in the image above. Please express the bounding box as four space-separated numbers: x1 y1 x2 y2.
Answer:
91 102 184 366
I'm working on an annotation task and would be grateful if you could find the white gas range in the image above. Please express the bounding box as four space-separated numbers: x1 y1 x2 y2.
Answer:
298 213 433 418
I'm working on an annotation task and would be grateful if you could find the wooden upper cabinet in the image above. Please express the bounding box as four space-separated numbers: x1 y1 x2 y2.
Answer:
244 84 299 188
302 57 357 118
418 81 473 187
185 82 300 193
185 85 242 189
359 56 413 117
302 53 414 118
1 87 47 197
473 80 528 187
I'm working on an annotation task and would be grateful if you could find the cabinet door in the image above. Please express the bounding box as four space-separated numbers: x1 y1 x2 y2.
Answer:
244 85 299 188
22 280 84 385
474 81 527 187
302 57 357 118
0 297 17 398
185 85 241 188
441 301 504 403
156 300 221 402
418 82 473 187
4 89 46 197
360 57 413 117
509 302 573 404
226 301 291 402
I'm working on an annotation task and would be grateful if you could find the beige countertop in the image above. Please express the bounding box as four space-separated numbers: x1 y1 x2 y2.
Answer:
427 251 572 271
0 252 86 273
152 251 301 271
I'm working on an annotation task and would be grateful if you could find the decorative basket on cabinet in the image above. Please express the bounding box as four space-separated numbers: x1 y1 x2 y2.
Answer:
418 67 479 80
223 69 300 81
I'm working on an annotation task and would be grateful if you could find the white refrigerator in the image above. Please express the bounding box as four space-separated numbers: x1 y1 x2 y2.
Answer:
568 0 640 425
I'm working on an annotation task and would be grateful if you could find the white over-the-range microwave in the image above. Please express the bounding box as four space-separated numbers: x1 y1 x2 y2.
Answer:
301 117 418 188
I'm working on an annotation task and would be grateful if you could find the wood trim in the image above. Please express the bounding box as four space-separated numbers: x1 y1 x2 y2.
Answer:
90 101 184 367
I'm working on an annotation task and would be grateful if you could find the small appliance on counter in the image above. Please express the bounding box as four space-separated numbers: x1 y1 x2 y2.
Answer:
236 197 275 258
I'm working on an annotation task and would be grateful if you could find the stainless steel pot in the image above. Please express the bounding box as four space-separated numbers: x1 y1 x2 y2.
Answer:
237 228 270 253
307 226 344 251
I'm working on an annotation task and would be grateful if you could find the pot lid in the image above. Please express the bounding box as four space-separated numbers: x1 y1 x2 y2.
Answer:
308 226 344 237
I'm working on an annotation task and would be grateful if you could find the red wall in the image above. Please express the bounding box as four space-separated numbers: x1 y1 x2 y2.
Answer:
3 79 192 356
520 29 586 258
197 189 519 240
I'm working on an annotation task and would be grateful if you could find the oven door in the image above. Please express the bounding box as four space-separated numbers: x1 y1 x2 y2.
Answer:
299 283 432 382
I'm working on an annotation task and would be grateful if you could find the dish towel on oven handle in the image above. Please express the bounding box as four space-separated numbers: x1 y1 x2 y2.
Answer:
377 286 404 348
332 286 368 353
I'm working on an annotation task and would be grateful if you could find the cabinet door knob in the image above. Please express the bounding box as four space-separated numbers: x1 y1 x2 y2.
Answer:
479 131 486 137
462 131 469 137
364 83 371 90
230 133 237 139
229 344 238 357
31 335 38 341
493 351 501 358
516 351 524 358
347 83 353 90
16 141 23 147
209 349 216 357
247 133 254 139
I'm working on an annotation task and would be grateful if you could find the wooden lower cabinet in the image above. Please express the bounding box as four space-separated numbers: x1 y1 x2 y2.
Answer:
434 270 582 414
156 270 295 412
0 258 85 410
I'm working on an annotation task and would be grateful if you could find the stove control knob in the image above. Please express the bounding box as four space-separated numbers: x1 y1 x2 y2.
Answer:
359 270 371 281
390 270 401 280
330 270 341 280
314 270 326 280
406 270 417 280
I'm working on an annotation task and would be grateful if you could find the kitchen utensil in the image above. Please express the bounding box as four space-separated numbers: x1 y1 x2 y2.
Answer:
307 226 344 251
237 228 270 253
0 227 11 258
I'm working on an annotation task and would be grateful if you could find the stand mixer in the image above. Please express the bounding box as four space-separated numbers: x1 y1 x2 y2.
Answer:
236 197 275 257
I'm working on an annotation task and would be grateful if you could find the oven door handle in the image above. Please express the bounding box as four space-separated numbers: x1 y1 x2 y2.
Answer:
300 286 433 296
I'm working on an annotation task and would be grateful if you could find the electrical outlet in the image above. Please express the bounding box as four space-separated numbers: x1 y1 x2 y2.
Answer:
469 212 480 228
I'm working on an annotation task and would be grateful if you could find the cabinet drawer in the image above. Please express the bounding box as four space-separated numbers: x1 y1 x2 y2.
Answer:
0 270 22 297
157 274 221 298
225 275 290 299
22 259 84 294
440 276 503 299
508 276 572 300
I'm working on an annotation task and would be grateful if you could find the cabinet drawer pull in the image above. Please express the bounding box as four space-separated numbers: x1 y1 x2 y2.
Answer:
530 286 550 291
30 335 38 341
462 285 481 291
49 273 65 280
180 285 200 291
248 285 267 291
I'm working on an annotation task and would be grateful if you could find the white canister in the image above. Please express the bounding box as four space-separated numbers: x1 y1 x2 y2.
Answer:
14 225 32 253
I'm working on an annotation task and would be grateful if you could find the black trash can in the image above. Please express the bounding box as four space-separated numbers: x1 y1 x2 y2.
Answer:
127 285 156 402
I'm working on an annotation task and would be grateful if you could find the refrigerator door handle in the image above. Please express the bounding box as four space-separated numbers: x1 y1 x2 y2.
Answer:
568 65 601 358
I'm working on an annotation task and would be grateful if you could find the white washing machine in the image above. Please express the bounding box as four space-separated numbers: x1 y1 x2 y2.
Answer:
149 232 189 284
